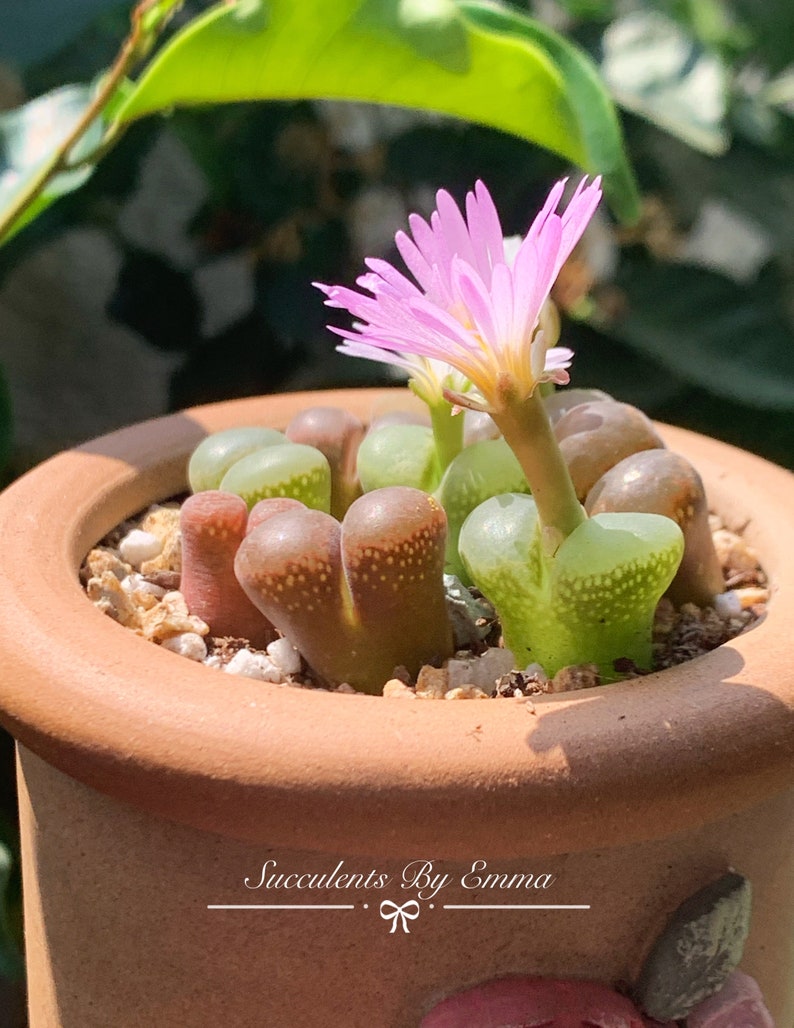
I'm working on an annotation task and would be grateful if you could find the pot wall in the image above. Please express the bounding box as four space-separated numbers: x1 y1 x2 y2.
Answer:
0 389 793 1026
18 748 794 1027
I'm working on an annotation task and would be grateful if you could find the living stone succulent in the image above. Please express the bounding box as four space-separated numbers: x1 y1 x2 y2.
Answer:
284 406 365 519
180 490 277 648
188 426 287 492
552 398 666 502
178 178 737 692
459 493 684 679
234 486 453 693
585 449 725 608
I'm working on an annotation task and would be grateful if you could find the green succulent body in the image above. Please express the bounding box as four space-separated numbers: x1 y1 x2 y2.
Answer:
435 437 530 581
188 426 287 492
356 423 438 493
218 442 332 512
459 493 684 680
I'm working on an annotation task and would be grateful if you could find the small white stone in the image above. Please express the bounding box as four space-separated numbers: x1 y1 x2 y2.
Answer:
224 649 284 682
713 590 743 619
204 655 223 669
121 573 166 599
266 637 302 675
119 529 163 567
160 632 208 661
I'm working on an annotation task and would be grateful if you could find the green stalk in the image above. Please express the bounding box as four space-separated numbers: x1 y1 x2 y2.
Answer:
428 398 464 477
492 389 585 543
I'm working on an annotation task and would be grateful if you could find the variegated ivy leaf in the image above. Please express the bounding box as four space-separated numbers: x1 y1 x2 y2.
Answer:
459 493 683 678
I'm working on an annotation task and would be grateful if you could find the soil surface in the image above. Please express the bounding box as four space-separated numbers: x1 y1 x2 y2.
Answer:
82 503 768 699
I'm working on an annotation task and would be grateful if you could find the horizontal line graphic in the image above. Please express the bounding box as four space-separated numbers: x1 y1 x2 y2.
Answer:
207 904 356 910
442 904 590 910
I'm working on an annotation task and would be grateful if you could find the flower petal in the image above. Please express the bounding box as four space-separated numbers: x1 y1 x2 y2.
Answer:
317 176 601 408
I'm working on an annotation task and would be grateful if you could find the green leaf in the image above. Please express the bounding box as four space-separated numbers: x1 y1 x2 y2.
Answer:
114 0 631 206
457 0 640 221
607 256 794 410
356 0 470 72
0 84 103 243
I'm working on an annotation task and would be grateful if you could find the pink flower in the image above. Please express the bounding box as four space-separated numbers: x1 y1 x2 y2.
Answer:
419 976 645 1027
686 971 774 1028
316 177 602 412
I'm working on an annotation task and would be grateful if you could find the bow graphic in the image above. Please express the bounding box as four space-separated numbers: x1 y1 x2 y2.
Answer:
379 899 421 934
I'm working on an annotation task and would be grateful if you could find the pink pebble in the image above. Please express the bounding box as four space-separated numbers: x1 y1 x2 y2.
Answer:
686 971 774 1028
420 976 645 1028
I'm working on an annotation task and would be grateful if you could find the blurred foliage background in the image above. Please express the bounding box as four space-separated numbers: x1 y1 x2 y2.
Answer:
0 0 792 483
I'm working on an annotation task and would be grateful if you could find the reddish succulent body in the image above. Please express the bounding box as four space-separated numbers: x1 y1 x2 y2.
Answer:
179 491 276 647
235 486 453 692
285 406 366 519
586 450 725 606
554 400 665 502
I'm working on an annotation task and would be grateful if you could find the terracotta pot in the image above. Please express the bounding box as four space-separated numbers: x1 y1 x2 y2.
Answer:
0 388 792 1028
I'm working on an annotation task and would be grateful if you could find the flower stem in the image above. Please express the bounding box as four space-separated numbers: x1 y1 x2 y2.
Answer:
492 390 585 543
429 399 464 476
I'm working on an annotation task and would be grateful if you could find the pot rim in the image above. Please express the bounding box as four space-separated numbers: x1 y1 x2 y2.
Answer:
1 388 793 859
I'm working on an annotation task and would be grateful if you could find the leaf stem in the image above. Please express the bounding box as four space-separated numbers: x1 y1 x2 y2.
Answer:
0 0 183 243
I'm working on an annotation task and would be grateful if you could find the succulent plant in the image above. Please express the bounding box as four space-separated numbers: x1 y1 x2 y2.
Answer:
553 398 666 502
586 449 725 607
234 486 453 692
180 491 276 647
434 436 529 582
459 493 683 679
318 178 730 680
177 179 736 691
188 427 287 493
356 422 438 494
284 406 366 519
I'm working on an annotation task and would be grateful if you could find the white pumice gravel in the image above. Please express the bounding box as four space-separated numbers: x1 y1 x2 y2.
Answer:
121 573 167 599
119 529 163 567
266 637 302 675
224 649 286 682
713 590 742 619
161 632 208 661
